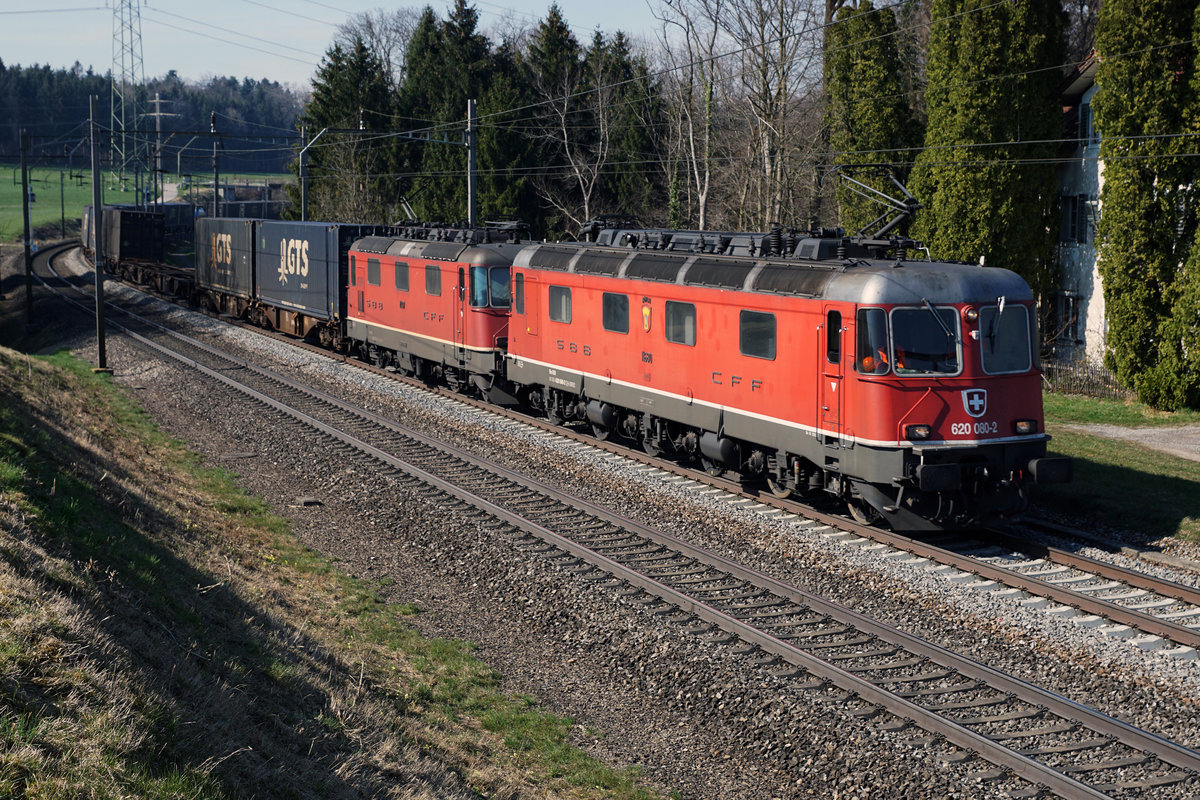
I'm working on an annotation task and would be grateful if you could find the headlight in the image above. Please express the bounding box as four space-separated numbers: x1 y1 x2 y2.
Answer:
906 424 932 440
1014 419 1038 434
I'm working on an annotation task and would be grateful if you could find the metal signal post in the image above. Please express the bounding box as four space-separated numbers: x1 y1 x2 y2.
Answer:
90 95 110 372
20 129 33 323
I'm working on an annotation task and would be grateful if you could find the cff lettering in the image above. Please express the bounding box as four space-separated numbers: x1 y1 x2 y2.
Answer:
712 371 764 391
277 238 310 285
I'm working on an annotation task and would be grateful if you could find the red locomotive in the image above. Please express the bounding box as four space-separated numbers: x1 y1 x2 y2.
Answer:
503 227 1071 530
345 225 526 398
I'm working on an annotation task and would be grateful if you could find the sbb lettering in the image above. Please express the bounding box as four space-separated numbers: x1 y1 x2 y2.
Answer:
555 340 591 356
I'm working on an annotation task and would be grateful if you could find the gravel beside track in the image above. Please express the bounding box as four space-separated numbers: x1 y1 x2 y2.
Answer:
35 249 1200 797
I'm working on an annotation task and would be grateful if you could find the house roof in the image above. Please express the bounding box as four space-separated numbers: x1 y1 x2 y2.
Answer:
1061 51 1098 100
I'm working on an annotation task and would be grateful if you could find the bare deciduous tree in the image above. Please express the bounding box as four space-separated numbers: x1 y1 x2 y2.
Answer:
655 0 726 229
335 8 422 86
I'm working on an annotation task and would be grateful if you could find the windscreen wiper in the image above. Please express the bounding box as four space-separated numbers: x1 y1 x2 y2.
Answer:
922 297 955 342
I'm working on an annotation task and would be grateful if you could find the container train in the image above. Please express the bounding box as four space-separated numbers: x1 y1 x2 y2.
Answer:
87 209 1072 530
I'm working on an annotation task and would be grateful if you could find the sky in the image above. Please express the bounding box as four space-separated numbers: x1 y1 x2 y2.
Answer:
2 0 666 90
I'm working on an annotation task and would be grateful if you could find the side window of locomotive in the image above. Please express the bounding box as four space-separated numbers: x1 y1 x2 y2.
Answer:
350 255 356 286
489 267 511 308
395 261 409 291
826 310 841 363
549 285 572 323
425 264 441 296
603 292 629 334
469 267 489 308
367 258 381 287
739 310 775 359
890 306 961 374
665 301 697 346
856 308 889 375
979 304 1032 374
514 273 525 314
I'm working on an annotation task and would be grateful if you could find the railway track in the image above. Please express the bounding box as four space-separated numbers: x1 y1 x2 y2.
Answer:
46 243 1200 654
34 245 1200 798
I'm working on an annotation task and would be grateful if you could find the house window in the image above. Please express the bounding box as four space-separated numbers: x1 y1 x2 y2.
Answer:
1060 195 1090 244
1079 102 1098 147
1056 293 1081 345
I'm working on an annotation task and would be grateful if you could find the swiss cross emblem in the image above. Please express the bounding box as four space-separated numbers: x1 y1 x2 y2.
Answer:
962 389 987 418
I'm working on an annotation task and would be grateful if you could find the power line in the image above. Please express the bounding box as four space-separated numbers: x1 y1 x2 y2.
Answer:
140 13 318 67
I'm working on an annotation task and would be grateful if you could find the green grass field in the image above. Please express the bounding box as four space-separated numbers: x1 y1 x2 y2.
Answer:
0 163 146 242
0 163 290 243
1042 393 1200 543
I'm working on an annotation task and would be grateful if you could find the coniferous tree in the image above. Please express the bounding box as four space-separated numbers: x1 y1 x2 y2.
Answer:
290 37 393 222
598 33 664 223
476 41 539 224
1092 0 1199 408
526 4 585 235
416 0 492 221
908 0 1063 300
823 0 920 234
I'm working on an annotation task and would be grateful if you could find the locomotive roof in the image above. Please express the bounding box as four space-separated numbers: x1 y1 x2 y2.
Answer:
351 235 525 266
513 243 1034 306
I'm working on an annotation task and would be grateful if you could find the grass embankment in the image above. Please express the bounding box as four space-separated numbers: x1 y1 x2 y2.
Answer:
0 346 661 800
1040 393 1200 544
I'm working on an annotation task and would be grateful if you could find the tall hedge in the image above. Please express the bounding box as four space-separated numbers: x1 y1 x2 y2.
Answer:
908 0 1064 298
1092 0 1199 408
823 0 920 234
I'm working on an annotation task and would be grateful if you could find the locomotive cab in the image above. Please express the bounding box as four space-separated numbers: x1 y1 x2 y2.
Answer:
844 292 1071 529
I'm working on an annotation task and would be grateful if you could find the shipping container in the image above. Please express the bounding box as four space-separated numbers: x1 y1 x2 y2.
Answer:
102 208 164 263
195 217 256 299
254 221 379 321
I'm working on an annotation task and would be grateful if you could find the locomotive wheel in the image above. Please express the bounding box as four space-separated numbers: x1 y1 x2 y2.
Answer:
591 423 611 441
700 457 724 478
641 437 661 456
847 498 882 526
766 476 793 499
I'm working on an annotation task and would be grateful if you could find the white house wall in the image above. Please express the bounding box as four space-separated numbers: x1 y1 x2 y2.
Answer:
1056 82 1104 363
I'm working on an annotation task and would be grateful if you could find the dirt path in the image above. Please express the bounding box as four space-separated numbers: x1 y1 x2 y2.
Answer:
1061 423 1200 463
